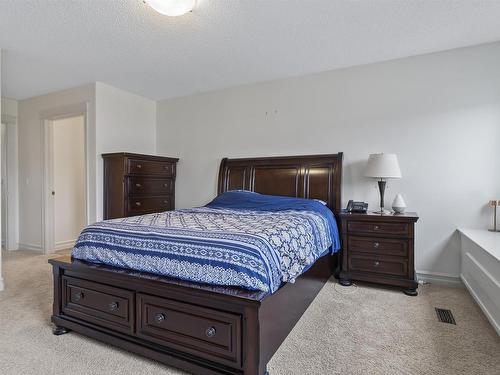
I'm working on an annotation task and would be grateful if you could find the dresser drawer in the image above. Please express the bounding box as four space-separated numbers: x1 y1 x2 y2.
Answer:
348 254 408 277
61 276 134 334
127 196 173 216
127 177 173 196
348 221 409 235
349 236 408 257
137 294 242 367
127 158 174 176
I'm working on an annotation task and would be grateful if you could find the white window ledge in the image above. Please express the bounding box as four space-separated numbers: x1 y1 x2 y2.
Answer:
458 228 500 261
458 228 500 335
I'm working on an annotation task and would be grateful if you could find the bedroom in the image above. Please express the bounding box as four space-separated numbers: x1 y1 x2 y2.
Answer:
0 1 499 374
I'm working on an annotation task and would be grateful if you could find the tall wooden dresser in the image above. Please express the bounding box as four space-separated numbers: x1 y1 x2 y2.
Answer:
103 153 179 219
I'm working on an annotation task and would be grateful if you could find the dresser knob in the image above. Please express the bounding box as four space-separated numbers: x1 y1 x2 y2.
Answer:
164 165 169 169
137 164 142 169
205 326 216 338
163 183 168 188
109 301 119 311
135 201 142 206
154 313 166 323
374 261 380 267
373 242 380 248
374 225 380 230
73 291 84 301
135 183 142 188
164 200 168 204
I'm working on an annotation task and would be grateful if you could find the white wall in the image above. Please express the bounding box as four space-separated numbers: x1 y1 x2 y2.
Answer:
17 84 96 250
1 97 17 118
53 116 86 248
157 42 500 279
16 82 156 249
95 82 156 221
1 97 19 251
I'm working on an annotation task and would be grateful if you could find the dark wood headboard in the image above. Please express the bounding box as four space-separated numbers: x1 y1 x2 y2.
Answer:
217 153 343 214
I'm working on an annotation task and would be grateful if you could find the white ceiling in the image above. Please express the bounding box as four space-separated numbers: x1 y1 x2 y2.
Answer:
1 0 500 101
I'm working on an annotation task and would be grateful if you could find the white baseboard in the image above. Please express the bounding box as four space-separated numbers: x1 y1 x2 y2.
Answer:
416 270 464 288
0 277 4 292
18 242 43 252
55 239 76 251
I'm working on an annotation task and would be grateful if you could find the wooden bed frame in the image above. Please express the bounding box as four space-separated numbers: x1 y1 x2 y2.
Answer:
49 153 343 375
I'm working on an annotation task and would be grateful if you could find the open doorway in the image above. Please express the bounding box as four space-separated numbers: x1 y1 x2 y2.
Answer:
43 115 86 253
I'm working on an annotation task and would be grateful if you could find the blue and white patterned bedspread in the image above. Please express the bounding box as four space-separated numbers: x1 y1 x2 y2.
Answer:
72 194 339 293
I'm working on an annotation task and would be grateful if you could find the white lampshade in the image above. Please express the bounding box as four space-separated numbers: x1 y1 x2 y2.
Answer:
144 0 196 16
365 153 402 179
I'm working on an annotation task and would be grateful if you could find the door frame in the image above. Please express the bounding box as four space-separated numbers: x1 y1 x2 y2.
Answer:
41 103 89 254
0 114 18 251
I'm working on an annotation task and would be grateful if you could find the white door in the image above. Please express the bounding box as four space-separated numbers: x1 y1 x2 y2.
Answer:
52 116 86 251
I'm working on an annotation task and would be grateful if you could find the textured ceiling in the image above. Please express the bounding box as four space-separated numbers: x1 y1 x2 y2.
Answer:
1 0 500 100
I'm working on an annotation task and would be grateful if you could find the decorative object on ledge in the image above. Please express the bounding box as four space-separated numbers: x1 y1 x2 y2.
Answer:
365 153 402 215
392 193 407 214
489 200 499 232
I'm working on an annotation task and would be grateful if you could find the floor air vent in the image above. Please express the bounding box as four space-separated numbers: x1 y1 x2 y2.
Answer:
435 308 456 325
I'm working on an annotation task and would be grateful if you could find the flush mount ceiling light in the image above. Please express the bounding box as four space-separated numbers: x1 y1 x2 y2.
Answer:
144 0 196 16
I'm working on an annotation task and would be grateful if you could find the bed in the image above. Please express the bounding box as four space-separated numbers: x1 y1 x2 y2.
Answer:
49 153 343 375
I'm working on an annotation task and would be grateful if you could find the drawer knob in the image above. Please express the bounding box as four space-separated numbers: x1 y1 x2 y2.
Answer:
374 225 380 230
373 242 380 248
108 301 119 311
155 313 166 323
374 261 380 267
137 164 142 169
73 291 84 301
164 200 168 204
135 201 142 206
163 183 168 188
164 165 169 169
205 326 217 338
135 183 142 188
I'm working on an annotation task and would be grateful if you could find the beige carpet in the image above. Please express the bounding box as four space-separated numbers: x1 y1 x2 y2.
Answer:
1 250 499 375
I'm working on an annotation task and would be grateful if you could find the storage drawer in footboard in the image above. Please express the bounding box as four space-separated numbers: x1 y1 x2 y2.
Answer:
61 276 134 334
136 293 242 368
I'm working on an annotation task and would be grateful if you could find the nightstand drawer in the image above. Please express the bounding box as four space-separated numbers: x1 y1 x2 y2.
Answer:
348 254 408 277
348 221 409 235
349 236 408 257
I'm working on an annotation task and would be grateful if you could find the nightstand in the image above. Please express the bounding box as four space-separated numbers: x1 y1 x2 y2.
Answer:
339 211 419 296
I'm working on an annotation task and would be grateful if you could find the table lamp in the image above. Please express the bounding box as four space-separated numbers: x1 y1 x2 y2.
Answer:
365 153 402 214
